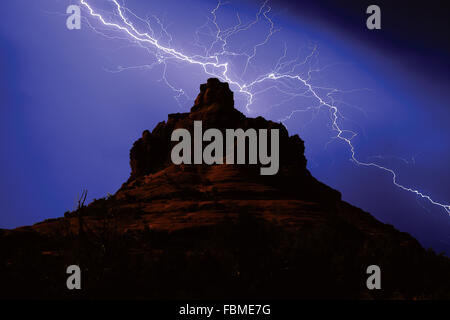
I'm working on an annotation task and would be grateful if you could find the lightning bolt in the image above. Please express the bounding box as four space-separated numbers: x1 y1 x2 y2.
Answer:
79 0 450 215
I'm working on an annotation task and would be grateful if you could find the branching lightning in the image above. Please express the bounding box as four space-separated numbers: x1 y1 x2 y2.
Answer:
79 0 450 215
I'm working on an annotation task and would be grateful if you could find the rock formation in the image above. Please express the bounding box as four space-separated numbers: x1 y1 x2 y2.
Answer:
0 78 449 299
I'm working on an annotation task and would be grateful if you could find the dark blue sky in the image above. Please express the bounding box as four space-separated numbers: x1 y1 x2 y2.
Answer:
1 0 449 254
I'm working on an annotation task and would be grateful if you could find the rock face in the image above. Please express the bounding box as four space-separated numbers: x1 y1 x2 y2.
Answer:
0 78 449 299
129 78 307 178
128 78 337 202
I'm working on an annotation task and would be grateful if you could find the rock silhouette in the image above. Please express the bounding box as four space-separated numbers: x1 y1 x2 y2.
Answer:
0 78 449 299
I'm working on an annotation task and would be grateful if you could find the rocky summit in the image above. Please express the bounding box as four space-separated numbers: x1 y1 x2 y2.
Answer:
0 78 449 299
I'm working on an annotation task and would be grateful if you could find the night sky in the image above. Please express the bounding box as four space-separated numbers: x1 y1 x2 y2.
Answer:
1 0 449 254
